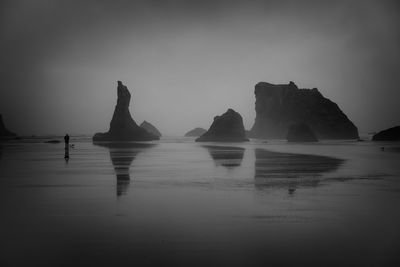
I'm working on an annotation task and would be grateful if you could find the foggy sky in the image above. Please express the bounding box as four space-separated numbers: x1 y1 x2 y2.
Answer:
1 0 399 136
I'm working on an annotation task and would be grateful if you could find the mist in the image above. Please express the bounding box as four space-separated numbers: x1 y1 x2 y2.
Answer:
1 0 400 136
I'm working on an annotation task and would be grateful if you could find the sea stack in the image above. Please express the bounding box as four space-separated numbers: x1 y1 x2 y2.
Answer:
0 114 17 138
184 127 207 137
250 81 359 140
372 126 400 141
196 109 249 142
93 81 159 142
286 123 318 142
140 121 162 138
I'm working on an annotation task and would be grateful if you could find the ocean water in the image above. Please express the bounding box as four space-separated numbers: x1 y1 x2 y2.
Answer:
0 137 400 266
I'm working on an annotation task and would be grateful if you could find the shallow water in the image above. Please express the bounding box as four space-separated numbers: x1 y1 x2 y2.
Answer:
0 138 400 266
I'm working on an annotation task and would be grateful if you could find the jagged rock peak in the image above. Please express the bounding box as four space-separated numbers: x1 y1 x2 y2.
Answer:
93 81 159 141
116 81 130 109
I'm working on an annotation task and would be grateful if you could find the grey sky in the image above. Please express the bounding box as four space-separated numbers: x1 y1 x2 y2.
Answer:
1 0 399 136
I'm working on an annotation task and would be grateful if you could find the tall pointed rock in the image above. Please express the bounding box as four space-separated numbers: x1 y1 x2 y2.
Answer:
93 81 159 141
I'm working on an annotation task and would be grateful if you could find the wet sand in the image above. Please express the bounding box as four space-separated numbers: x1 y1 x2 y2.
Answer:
0 138 400 266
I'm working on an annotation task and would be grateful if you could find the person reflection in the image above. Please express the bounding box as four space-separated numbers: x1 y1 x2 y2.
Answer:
94 142 155 197
203 145 245 168
64 146 69 163
254 148 344 194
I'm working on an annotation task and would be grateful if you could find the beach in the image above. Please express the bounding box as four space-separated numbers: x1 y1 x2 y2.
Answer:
1 137 400 266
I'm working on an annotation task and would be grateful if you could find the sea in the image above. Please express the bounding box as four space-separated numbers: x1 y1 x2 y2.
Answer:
0 136 399 266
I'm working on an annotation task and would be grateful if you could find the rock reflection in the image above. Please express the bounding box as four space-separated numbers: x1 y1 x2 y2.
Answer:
94 142 156 196
255 149 344 193
203 145 245 168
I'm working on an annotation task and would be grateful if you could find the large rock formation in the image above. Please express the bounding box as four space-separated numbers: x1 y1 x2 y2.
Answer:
250 81 359 139
184 127 207 137
196 109 249 142
0 114 16 138
286 123 318 142
372 126 400 141
140 121 162 138
93 81 159 142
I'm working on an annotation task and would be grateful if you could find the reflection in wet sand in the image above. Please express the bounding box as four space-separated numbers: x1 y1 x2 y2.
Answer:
203 145 245 168
94 142 155 196
64 146 69 163
255 148 344 193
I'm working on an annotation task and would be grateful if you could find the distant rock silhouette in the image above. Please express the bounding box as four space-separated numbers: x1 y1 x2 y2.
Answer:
286 123 318 142
0 114 16 138
250 81 359 139
140 120 162 138
372 126 400 141
196 109 249 142
185 127 207 137
93 81 159 141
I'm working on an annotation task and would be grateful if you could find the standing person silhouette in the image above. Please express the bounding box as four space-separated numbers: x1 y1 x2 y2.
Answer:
64 134 70 147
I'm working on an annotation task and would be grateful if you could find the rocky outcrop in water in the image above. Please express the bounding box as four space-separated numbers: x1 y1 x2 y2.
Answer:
0 114 16 138
196 109 249 142
286 123 318 142
93 81 159 142
250 81 359 140
372 126 400 141
140 121 162 138
184 127 207 137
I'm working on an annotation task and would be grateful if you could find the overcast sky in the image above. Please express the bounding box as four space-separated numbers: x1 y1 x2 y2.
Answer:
1 0 399 136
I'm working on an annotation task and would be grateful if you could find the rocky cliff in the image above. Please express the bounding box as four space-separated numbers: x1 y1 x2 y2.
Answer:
140 121 162 138
0 114 16 138
250 81 359 139
196 109 249 142
93 81 159 141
